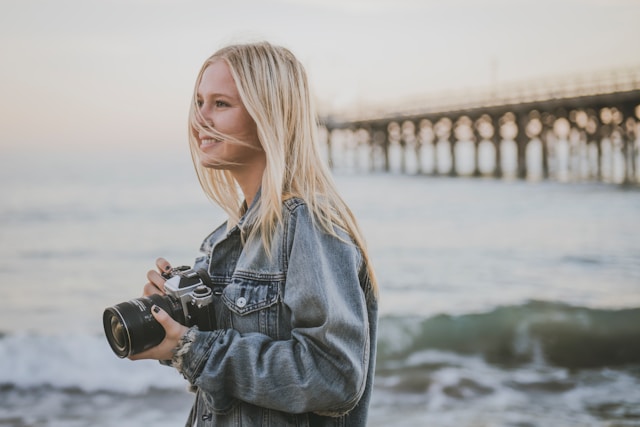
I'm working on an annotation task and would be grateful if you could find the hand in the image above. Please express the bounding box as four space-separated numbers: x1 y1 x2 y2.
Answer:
143 257 173 296
128 305 189 361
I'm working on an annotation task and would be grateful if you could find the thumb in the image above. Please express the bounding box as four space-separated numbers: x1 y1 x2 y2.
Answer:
151 305 175 329
150 305 188 343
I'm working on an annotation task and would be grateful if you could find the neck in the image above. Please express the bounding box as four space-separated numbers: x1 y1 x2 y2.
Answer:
233 161 266 208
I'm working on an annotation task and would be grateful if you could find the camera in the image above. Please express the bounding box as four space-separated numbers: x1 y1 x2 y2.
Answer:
103 266 216 358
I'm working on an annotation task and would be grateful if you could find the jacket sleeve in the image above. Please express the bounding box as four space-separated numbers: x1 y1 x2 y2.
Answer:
172 204 371 415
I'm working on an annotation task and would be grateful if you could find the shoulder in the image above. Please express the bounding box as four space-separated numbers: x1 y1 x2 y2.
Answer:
282 196 306 214
281 196 319 232
282 196 360 258
281 196 315 230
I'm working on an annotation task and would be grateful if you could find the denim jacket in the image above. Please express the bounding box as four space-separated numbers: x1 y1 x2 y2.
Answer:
171 195 378 427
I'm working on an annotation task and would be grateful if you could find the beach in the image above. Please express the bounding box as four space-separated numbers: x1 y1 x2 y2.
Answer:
1 146 639 426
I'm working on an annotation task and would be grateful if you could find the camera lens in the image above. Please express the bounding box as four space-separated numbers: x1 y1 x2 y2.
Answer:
103 294 184 358
110 315 127 350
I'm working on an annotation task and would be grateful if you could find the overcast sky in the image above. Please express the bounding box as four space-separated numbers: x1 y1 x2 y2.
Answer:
1 0 639 150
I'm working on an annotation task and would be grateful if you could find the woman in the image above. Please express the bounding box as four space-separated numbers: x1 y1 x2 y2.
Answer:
131 41 378 426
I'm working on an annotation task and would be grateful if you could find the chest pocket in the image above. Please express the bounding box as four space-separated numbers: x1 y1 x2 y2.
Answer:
221 274 282 337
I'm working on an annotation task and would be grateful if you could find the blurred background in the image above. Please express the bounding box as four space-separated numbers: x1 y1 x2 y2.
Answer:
1 0 639 426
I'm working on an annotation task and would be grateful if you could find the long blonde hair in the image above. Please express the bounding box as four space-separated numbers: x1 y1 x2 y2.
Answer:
188 41 377 294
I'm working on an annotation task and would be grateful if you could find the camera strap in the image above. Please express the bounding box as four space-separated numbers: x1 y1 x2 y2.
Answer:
195 268 214 289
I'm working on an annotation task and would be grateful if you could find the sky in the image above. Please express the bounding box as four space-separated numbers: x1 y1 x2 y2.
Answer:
1 0 639 151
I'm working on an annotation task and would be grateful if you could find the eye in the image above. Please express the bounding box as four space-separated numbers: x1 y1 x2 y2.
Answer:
215 100 230 108
196 98 203 108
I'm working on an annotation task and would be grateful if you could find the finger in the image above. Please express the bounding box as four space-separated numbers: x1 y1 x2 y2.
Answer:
143 281 163 297
151 305 183 336
128 306 189 361
128 307 172 361
151 305 172 326
128 343 172 361
156 257 172 274
146 270 167 293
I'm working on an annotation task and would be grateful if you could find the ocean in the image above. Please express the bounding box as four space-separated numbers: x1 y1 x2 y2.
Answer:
1 145 639 427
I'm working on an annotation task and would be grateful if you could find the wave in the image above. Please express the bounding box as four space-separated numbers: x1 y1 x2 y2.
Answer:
1 301 639 395
0 333 188 394
378 300 640 369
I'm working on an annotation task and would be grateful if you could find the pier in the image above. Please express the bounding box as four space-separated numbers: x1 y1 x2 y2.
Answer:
321 67 640 185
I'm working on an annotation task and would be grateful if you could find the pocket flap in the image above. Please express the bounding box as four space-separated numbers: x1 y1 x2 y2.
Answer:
222 276 280 315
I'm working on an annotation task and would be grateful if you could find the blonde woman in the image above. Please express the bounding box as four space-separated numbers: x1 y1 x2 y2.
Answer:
131 41 378 426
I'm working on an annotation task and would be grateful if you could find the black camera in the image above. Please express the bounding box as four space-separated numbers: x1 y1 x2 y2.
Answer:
103 266 216 358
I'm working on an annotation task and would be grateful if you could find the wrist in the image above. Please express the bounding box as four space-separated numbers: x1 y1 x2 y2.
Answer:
172 326 199 373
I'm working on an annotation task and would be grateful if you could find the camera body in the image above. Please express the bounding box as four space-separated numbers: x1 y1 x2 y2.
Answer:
163 266 216 331
103 266 216 358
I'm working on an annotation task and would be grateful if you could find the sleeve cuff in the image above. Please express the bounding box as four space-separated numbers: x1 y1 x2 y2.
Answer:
172 326 200 374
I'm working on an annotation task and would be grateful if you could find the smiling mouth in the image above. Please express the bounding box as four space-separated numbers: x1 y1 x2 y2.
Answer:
200 138 223 147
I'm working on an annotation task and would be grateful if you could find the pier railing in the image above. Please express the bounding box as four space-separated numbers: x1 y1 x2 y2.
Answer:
328 65 640 123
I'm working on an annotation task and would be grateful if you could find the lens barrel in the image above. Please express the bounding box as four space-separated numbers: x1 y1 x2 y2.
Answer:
103 294 183 358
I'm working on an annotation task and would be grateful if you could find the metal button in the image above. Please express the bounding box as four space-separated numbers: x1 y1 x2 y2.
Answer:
236 297 247 308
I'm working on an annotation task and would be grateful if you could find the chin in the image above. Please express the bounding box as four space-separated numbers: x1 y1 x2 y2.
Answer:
199 157 225 170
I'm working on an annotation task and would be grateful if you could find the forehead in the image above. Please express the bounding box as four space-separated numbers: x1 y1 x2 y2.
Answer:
197 60 239 97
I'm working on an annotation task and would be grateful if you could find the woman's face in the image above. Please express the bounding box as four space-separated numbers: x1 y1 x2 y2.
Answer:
194 60 265 176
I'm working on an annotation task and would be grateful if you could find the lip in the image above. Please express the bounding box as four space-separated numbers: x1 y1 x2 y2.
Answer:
200 138 223 148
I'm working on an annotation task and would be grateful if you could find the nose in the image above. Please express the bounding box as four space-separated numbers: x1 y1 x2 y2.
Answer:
194 104 212 129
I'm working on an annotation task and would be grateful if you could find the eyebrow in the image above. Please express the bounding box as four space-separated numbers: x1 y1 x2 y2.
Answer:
196 92 234 99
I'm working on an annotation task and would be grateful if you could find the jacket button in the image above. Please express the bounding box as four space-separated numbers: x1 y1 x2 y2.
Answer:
236 297 247 308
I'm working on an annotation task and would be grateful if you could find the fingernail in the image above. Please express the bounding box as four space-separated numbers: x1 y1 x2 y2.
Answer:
153 305 161 313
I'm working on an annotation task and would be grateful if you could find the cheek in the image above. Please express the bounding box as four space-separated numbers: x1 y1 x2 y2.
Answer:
238 116 260 147
247 124 261 148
